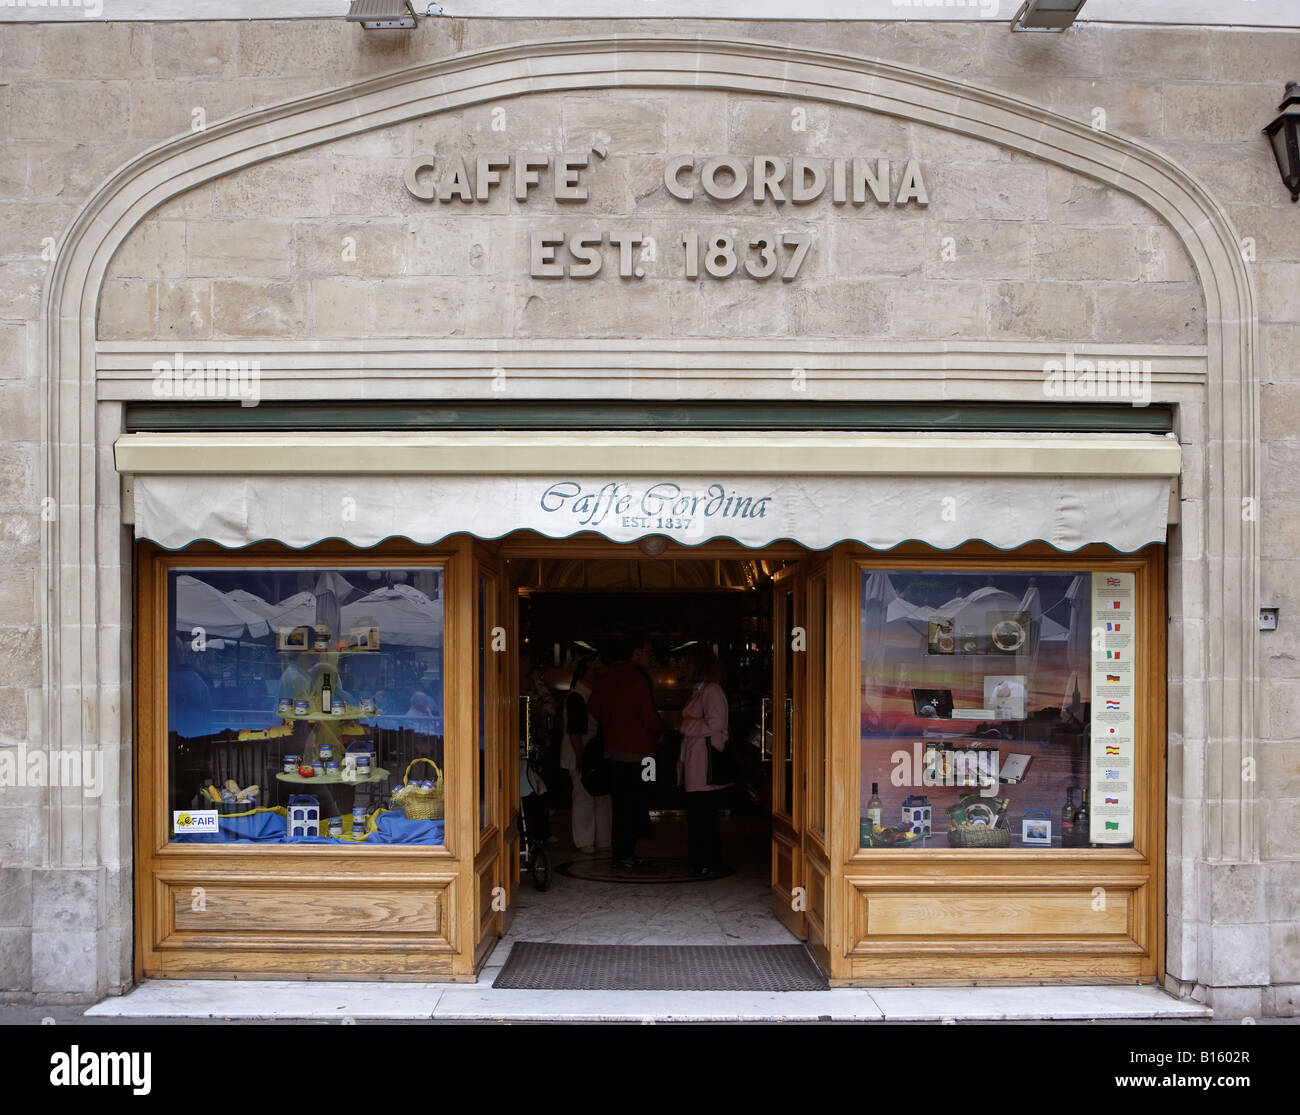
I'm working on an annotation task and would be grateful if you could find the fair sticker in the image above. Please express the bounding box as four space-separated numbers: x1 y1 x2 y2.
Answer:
173 810 219 834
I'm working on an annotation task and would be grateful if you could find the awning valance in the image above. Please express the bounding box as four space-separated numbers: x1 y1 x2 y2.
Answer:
116 431 1180 553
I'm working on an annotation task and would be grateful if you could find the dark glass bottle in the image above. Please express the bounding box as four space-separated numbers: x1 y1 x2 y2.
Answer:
1074 787 1090 847
1061 786 1075 847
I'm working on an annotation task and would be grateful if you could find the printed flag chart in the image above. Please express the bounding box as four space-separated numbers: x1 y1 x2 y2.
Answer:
1089 572 1136 843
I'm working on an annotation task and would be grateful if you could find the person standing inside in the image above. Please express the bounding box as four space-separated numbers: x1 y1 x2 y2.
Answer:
677 646 733 878
588 636 663 870
562 656 610 854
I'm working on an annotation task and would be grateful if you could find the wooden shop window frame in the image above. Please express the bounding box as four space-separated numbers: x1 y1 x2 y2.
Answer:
133 537 480 980
830 541 1166 984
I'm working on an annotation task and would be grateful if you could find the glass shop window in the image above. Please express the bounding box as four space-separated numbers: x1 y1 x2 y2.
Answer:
859 569 1137 851
166 566 446 848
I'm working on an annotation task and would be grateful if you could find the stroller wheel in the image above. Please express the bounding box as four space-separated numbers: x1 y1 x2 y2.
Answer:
529 841 550 892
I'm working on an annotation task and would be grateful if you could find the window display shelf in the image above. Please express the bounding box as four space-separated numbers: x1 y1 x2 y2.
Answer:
280 647 382 655
278 710 379 723
274 768 390 785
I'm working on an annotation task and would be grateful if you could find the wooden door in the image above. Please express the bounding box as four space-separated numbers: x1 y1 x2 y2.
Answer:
770 563 805 938
472 548 511 962
501 566 522 915
799 559 832 968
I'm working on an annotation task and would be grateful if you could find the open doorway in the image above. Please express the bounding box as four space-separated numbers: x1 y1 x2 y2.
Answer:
500 545 802 949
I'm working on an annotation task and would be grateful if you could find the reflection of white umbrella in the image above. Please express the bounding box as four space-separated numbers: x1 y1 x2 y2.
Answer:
1061 575 1090 721
175 575 270 639
884 595 932 624
897 586 1022 638
1038 615 1070 642
939 586 1020 621
862 572 899 722
227 588 276 619
266 590 316 630
1065 575 1090 658
1018 580 1043 666
314 570 357 637
342 584 444 646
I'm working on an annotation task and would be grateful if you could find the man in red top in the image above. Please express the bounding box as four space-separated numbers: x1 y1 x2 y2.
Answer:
587 635 664 869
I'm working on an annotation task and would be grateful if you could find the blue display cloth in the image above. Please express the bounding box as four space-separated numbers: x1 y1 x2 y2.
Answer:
368 811 444 845
275 809 444 844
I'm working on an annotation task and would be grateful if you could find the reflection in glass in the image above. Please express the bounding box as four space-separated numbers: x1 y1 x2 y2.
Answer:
167 567 445 847
858 569 1131 851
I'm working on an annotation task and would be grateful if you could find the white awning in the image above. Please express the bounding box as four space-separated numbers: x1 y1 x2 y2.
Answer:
116 431 1180 553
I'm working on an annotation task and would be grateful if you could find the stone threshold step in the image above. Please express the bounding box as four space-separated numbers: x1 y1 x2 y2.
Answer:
85 980 1211 1022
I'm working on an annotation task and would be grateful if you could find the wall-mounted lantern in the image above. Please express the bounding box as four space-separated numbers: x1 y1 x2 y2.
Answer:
1010 0 1088 32
1264 82 1300 203
345 0 418 30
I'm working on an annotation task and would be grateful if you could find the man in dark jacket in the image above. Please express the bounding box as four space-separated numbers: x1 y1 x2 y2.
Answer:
587 636 663 868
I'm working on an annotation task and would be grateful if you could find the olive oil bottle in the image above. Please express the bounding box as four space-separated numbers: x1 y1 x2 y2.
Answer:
1074 787 1090 847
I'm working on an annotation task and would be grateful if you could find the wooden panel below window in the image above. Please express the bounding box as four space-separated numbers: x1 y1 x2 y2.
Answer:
842 873 1153 982
144 871 458 978
170 881 445 936
865 889 1129 937
161 873 452 939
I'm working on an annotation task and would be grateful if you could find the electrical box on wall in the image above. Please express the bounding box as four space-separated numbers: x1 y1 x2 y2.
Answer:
1260 607 1279 631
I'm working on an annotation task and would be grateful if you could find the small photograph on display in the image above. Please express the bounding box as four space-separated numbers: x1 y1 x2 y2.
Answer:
984 674 1028 720
927 618 956 655
985 610 1032 654
1022 809 1052 846
911 688 954 719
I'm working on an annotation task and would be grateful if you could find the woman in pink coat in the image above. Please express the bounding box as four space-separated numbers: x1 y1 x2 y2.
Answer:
677 646 732 878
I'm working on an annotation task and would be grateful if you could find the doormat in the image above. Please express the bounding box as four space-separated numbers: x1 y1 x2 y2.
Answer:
492 943 828 991
555 857 734 884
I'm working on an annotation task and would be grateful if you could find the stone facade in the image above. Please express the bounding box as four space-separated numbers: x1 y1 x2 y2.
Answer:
96 94 1204 346
0 17 1297 1014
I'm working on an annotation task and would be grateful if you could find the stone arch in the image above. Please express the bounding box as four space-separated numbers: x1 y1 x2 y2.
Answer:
41 35 1257 987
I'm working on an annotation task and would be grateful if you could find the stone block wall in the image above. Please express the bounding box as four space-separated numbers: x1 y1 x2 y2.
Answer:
96 92 1203 346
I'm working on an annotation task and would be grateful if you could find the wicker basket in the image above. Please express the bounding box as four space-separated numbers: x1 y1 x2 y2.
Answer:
947 823 1011 848
392 757 444 821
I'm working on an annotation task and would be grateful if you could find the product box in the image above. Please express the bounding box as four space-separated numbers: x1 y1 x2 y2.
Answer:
277 625 311 650
347 625 380 650
999 753 1033 784
902 795 932 837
